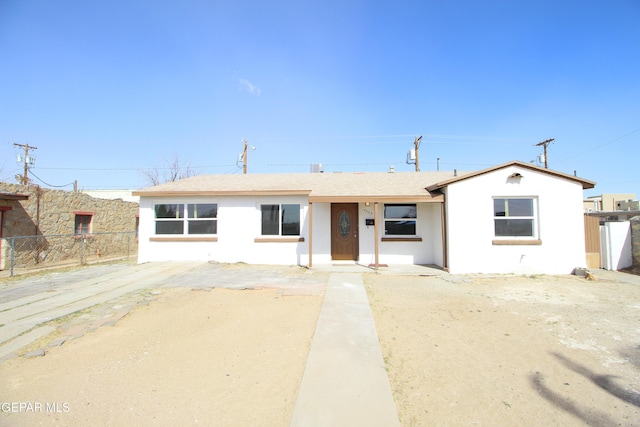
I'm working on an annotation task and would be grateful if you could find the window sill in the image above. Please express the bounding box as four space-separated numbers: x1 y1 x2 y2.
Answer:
254 237 305 243
492 239 541 246
150 236 218 242
381 237 423 242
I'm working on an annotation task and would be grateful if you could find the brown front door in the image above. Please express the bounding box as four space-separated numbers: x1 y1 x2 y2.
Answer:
331 203 359 261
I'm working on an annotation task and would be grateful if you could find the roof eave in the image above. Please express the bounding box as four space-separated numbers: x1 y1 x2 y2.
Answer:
133 190 312 197
425 160 596 191
309 194 444 203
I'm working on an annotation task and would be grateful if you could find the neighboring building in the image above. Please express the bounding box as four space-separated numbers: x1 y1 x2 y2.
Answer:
584 193 639 223
134 161 595 275
0 183 139 269
81 189 140 203
584 193 636 212
0 183 139 237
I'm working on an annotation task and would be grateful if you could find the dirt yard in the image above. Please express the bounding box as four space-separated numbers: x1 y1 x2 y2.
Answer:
0 287 323 426
1 270 639 426
365 273 640 426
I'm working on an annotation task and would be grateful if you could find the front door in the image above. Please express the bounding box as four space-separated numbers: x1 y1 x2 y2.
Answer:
331 203 359 261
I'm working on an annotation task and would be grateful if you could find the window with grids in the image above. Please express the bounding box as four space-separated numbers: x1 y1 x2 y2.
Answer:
384 204 417 236
493 198 536 237
154 203 217 235
261 204 300 236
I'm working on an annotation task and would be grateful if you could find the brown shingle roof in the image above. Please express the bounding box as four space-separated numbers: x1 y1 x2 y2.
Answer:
133 171 458 202
133 161 595 201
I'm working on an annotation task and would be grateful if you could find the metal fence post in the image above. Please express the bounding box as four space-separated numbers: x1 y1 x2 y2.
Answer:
10 238 15 277
80 236 85 265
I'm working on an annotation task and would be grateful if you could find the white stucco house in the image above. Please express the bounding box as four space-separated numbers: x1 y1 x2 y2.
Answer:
133 160 595 274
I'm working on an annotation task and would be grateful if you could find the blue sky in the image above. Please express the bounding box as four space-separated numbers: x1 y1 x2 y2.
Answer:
0 0 638 198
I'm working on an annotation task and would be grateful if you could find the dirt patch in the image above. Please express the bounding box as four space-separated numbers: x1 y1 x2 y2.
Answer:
365 273 640 426
0 287 322 426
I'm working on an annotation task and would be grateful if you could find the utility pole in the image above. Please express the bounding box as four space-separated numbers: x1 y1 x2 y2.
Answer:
14 143 37 185
239 139 256 174
414 135 422 172
534 138 554 169
242 139 248 174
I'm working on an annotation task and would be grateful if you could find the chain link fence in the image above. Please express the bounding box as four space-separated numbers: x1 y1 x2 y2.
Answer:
0 232 137 277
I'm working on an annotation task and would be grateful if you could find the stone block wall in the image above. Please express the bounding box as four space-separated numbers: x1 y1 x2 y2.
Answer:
0 182 138 237
0 183 139 269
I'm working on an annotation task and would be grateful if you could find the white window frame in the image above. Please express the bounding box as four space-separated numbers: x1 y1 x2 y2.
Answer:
492 197 538 239
383 204 418 236
260 204 301 236
154 203 218 236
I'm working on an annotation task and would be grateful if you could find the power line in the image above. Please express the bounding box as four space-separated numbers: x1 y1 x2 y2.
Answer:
257 133 534 146
28 170 75 188
35 164 236 171
557 126 640 163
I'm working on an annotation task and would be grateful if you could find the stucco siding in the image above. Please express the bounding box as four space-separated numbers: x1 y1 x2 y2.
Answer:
138 197 442 266
445 165 587 274
359 202 441 266
138 195 311 264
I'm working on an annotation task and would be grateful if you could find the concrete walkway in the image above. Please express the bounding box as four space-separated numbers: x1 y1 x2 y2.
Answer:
0 261 202 360
290 273 400 427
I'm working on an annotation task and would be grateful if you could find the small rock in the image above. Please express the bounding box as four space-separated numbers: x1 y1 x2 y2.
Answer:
24 349 46 358
48 338 66 347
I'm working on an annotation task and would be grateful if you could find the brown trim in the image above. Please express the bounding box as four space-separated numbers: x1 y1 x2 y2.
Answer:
0 206 12 211
150 237 218 242
492 239 542 246
441 198 448 271
133 190 311 197
309 195 444 203
373 202 380 269
381 237 423 242
73 211 95 216
426 160 595 191
254 237 305 243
